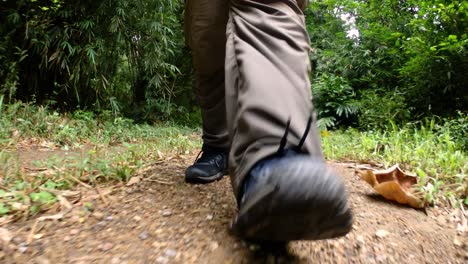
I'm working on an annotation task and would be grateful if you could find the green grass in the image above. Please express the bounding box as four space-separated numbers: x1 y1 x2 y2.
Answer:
0 101 201 219
322 117 467 206
0 101 466 220
0 101 201 149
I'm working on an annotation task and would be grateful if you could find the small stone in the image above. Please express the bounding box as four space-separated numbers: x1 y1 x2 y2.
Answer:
12 236 23 245
453 238 463 247
133 215 142 221
0 228 13 243
356 235 365 247
126 176 141 186
18 243 28 253
139 231 149 240
206 214 214 221
105 215 114 221
110 257 121 264
35 256 51 264
100 242 114 251
403 229 410 235
165 249 177 258
375 229 389 238
93 212 104 220
33 234 44 239
209 241 219 251
152 241 161 248
162 210 172 217
70 229 80 235
436 215 446 226
376 255 388 263
156 256 169 264
93 221 107 231
63 236 71 242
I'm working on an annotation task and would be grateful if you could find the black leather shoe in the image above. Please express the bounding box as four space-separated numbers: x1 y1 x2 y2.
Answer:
230 149 353 242
185 145 228 184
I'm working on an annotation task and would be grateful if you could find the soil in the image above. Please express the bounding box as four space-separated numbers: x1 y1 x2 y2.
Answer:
0 150 466 264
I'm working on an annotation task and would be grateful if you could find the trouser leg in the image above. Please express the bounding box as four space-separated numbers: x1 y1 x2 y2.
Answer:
184 0 230 149
225 0 323 198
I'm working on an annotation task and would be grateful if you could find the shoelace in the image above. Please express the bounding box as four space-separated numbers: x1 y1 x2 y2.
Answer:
277 116 313 155
193 150 204 163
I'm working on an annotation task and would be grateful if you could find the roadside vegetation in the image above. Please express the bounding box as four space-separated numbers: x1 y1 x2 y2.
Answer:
0 102 466 220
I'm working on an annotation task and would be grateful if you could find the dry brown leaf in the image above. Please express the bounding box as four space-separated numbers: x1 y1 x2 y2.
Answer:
360 164 425 208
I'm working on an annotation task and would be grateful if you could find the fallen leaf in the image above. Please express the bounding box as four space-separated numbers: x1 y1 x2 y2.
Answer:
360 164 425 208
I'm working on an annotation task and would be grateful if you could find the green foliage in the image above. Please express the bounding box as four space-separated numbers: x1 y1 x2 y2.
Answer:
0 0 194 121
307 0 467 129
313 74 360 128
1 1 466 127
0 102 200 148
399 1 468 113
357 89 411 129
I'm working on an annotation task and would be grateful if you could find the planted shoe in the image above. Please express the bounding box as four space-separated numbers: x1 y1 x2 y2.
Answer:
230 149 353 242
185 145 228 184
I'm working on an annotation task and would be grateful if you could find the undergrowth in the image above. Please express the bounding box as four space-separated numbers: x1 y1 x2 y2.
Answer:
0 102 466 220
0 102 200 219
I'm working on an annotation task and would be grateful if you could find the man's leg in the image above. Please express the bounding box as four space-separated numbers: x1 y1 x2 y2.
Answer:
225 0 353 241
184 0 230 183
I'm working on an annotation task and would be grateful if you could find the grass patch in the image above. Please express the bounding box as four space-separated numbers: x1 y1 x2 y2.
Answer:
0 101 466 221
322 116 467 206
0 102 201 220
0 101 200 149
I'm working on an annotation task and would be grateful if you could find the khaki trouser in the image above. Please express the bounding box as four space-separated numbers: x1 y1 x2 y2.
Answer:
185 0 323 198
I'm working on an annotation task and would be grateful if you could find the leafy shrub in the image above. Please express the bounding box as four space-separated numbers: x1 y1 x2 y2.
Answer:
313 74 360 128
0 0 193 121
357 89 412 129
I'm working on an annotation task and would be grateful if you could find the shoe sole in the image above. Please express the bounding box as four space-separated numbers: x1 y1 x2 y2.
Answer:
184 170 226 184
230 157 353 242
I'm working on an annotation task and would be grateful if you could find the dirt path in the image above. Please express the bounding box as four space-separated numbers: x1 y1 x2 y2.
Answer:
1 154 466 263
